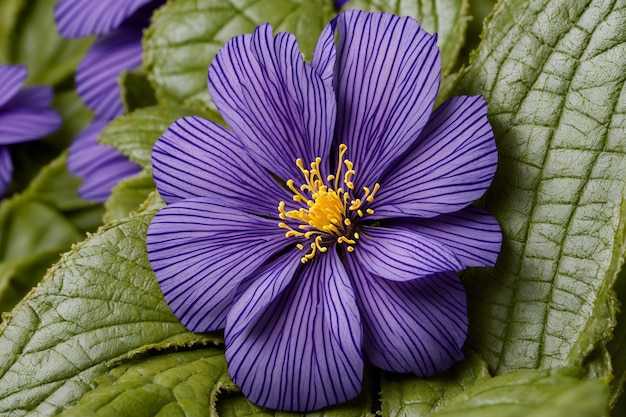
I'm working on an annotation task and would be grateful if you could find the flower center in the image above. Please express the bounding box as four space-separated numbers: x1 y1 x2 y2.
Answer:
278 144 380 263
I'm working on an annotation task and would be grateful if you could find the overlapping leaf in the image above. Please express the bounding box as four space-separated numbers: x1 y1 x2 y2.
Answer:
455 0 626 377
104 169 156 223
143 0 336 111
0 195 217 417
98 106 217 170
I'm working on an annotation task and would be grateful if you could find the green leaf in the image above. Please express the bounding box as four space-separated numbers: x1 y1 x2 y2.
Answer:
0 198 83 313
608 265 626 407
98 106 216 169
380 353 490 417
0 0 23 63
0 250 65 315
455 0 626 375
120 70 159 114
104 170 156 223
9 0 92 86
456 0 497 67
144 0 336 111
0 199 82 263
0 151 103 313
344 0 470 75
24 151 95 212
216 369 375 417
432 368 608 417
0 195 216 416
57 348 236 417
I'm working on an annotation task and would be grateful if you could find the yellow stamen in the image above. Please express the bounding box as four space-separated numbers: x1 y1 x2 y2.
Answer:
277 145 381 262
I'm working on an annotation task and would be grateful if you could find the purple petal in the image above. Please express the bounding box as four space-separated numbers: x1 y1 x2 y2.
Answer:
76 26 143 120
55 0 159 38
0 65 27 108
353 226 464 281
208 23 336 181
372 95 497 218
0 147 12 197
347 255 466 376
335 0 351 8
147 198 291 332
0 108 61 145
152 116 291 215
4 86 54 108
311 18 337 84
226 249 363 411
334 10 440 190
68 121 141 203
392 207 502 268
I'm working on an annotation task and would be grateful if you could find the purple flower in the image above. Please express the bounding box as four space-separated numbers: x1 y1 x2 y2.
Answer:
0 65 61 197
147 10 501 412
55 0 164 202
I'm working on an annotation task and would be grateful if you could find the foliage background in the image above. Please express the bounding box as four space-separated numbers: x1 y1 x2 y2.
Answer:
0 0 625 416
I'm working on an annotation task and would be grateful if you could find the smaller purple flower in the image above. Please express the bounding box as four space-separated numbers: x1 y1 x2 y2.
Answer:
55 0 163 202
0 65 61 197
67 121 145 203
147 10 501 412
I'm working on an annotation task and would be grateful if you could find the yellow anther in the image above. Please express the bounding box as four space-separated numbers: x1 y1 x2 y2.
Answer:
366 183 381 202
278 144 381 262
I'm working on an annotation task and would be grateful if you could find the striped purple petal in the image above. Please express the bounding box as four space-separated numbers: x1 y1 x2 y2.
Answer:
311 18 337 84
353 226 464 281
0 65 27 108
372 95 497 219
391 206 502 268
0 108 62 145
0 147 12 197
346 255 466 376
68 121 141 203
226 249 363 411
208 23 336 181
55 0 158 38
147 198 291 332
76 26 143 121
152 116 291 215
333 10 440 190
4 85 54 108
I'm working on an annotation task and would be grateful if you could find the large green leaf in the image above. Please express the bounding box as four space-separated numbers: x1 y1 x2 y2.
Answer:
98 106 217 170
144 0 336 111
431 368 608 417
380 353 490 417
57 348 236 417
455 0 626 375
0 194 216 417
381 362 606 417
344 0 470 75
58 349 374 417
